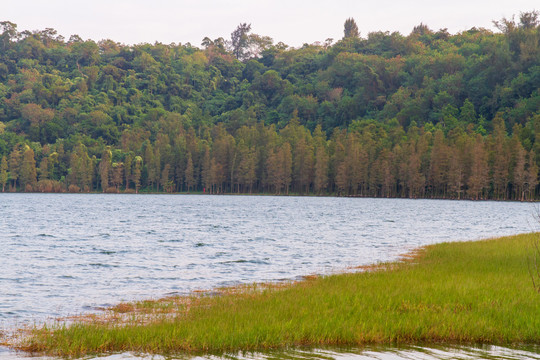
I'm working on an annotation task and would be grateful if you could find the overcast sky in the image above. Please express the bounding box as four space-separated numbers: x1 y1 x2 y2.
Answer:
3 1 538 47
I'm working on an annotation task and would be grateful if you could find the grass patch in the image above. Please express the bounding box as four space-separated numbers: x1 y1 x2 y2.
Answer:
14 233 540 357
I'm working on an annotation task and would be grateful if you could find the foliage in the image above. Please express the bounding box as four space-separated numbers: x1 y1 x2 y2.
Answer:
343 18 360 39
0 14 538 199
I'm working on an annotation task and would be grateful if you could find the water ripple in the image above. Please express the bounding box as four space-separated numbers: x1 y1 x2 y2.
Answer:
0 194 537 345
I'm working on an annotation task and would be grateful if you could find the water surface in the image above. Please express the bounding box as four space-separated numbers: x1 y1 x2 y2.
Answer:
0 194 537 359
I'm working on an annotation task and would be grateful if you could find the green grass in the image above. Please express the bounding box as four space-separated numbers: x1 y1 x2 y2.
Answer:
17 233 540 357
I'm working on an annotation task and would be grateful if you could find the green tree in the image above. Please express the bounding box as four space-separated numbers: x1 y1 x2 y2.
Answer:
184 152 195 192
525 151 539 200
99 147 112 192
236 142 256 193
69 144 93 192
343 18 360 39
0 156 8 192
111 162 124 193
467 135 489 200
293 137 314 194
133 156 143 194
266 143 292 194
20 146 37 192
428 130 449 197
161 163 174 193
38 157 49 182
8 145 22 191
313 147 329 194
201 146 212 193
230 23 252 61
124 154 133 190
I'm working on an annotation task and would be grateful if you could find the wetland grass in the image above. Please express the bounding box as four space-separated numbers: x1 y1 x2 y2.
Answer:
16 233 540 357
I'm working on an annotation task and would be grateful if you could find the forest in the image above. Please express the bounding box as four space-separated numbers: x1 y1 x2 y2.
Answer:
0 13 538 200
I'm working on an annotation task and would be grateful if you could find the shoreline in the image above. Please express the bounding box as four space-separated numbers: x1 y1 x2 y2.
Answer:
9 233 540 357
1 191 538 204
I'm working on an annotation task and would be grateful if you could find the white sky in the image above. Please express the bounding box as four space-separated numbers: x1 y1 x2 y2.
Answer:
2 0 538 47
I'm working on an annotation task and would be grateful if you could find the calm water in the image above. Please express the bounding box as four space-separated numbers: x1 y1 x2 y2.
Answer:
0 194 538 359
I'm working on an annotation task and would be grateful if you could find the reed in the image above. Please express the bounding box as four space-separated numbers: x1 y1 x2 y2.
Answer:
17 233 540 357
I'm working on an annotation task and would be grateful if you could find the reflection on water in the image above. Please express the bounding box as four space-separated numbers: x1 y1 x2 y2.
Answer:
3 345 537 360
237 345 540 360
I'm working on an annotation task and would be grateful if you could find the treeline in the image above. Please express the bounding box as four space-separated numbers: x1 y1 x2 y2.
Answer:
0 13 538 199
1 115 538 200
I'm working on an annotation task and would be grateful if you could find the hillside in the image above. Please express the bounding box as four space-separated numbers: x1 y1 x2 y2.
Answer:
0 13 538 199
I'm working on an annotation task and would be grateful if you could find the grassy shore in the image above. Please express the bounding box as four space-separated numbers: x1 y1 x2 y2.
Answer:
16 233 540 357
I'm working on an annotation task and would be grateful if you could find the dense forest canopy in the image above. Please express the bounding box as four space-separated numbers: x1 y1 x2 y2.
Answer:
0 13 538 199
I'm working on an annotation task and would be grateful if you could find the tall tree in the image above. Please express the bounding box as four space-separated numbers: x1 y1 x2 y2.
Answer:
447 151 464 199
161 163 174 193
237 143 256 193
513 142 527 201
313 147 329 194
8 145 22 191
144 143 156 190
38 157 49 182
428 130 449 197
230 23 252 61
491 118 510 200
69 144 93 192
99 147 112 192
20 146 37 192
133 156 142 194
343 18 360 39
467 135 489 200
293 137 314 194
111 162 124 193
124 154 133 190
266 143 292 194
406 145 425 199
0 156 8 192
201 146 212 193
525 151 539 200
184 152 195 192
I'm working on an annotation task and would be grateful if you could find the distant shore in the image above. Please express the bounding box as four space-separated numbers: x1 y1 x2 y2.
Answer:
1 190 539 203
11 232 540 358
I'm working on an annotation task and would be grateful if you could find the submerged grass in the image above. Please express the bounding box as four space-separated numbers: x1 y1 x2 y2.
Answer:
14 233 540 357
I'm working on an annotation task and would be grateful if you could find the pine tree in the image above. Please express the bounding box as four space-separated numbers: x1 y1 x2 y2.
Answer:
144 143 156 190
343 18 360 39
428 130 449 197
293 137 314 194
525 151 539 200
161 163 174 193
38 157 49 181
313 147 329 194
69 144 93 192
237 144 256 193
201 146 212 193
124 154 133 190
407 145 425 199
99 148 112 192
20 146 37 192
467 135 489 200
0 156 8 192
133 156 143 194
184 152 195 192
8 145 22 191
111 162 124 193
280 143 292 195
513 142 527 201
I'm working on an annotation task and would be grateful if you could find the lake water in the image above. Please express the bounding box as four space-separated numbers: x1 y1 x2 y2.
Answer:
0 194 538 359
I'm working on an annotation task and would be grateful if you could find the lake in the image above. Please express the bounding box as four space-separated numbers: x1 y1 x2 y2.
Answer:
0 194 538 359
